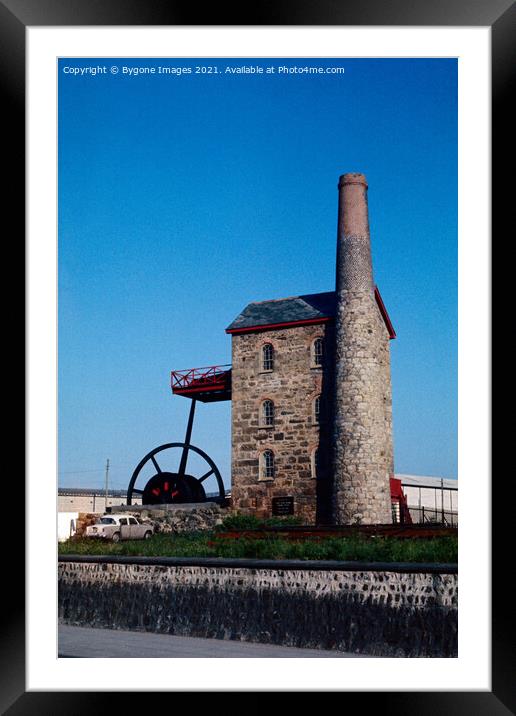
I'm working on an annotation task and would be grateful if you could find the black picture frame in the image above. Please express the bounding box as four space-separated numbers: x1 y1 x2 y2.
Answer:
6 0 510 711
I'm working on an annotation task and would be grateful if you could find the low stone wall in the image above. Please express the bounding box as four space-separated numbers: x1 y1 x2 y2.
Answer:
116 502 226 533
58 557 457 657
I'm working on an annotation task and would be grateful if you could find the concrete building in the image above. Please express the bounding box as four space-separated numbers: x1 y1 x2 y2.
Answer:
227 174 396 524
58 511 79 542
58 487 142 514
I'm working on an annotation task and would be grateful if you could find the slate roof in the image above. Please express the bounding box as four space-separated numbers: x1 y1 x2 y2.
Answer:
226 288 396 338
226 291 336 332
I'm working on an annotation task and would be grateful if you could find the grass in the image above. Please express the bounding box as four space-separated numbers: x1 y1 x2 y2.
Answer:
59 532 457 563
215 513 302 530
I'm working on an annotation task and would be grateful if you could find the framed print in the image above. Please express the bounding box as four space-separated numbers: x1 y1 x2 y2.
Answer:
4 0 511 710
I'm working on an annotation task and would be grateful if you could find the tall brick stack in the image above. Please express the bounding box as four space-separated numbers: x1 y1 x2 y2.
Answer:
332 173 393 524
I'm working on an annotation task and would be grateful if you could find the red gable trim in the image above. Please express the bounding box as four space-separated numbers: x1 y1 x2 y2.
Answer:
226 288 396 339
226 316 331 335
374 286 396 339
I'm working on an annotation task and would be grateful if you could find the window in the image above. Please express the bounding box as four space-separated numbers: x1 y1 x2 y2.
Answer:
312 448 325 479
262 399 274 427
313 395 321 424
312 448 320 478
261 450 275 479
262 343 274 371
128 517 138 525
313 337 324 366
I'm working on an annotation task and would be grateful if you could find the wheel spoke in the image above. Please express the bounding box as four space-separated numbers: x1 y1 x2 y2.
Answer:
178 400 196 477
178 444 189 477
198 468 214 483
150 455 162 473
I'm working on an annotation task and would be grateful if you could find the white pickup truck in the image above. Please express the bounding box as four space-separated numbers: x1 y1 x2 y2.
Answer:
85 514 154 542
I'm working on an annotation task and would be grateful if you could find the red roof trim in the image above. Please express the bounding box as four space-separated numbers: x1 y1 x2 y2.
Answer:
226 316 331 335
374 286 396 339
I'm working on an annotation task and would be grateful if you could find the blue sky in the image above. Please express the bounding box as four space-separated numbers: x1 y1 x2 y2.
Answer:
58 57 457 492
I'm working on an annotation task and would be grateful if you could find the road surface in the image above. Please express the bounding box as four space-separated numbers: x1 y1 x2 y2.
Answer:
59 625 370 658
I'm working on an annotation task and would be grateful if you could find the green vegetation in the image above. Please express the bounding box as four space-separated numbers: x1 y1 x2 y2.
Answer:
59 531 457 563
216 513 302 530
60 532 214 558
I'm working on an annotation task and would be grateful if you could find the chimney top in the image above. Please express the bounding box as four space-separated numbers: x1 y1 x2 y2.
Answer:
338 173 368 188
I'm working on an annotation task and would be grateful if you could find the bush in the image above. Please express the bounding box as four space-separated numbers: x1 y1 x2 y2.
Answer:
216 513 264 531
217 512 302 531
262 516 302 527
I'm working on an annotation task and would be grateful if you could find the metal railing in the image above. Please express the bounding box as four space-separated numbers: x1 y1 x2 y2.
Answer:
408 506 458 527
171 364 231 390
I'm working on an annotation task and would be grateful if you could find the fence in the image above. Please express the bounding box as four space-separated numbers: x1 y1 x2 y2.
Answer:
407 506 458 527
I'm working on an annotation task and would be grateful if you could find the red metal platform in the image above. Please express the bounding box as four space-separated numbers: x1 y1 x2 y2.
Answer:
390 477 412 524
171 364 232 402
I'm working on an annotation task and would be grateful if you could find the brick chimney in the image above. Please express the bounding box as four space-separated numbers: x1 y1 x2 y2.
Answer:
332 173 393 525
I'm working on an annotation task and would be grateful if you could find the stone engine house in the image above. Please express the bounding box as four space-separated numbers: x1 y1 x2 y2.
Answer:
226 173 396 525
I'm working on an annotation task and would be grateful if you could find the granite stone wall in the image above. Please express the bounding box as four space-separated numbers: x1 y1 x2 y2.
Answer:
58 558 458 657
116 502 226 532
230 323 335 524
